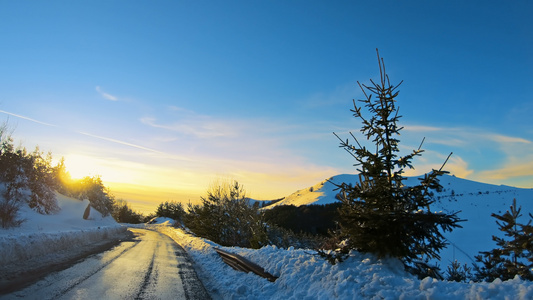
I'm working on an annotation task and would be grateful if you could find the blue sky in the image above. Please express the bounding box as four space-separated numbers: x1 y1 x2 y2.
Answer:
1 1 532 212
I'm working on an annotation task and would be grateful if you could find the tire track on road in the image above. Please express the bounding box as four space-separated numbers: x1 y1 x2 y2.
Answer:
135 244 157 300
50 236 140 299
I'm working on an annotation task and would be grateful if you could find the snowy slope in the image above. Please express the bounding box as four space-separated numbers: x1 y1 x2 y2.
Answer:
0 192 126 266
425 175 533 266
265 174 357 208
265 174 533 266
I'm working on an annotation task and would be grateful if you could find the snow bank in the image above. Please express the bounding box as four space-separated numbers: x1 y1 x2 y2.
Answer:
148 224 533 300
146 216 177 225
0 193 126 266
0 226 126 265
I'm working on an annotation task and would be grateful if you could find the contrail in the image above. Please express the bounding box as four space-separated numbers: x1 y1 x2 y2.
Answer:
0 109 162 154
78 131 163 154
0 109 57 127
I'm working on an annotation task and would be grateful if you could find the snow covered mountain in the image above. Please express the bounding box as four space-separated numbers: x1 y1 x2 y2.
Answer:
263 174 355 208
265 174 533 266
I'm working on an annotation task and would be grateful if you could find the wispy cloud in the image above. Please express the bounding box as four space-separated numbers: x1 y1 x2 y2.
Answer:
136 106 343 192
471 134 533 185
402 149 474 179
476 160 533 181
446 156 474 178
140 107 243 139
403 124 532 147
141 116 238 139
484 134 531 144
95 86 118 101
400 123 533 185
302 83 357 109
403 125 444 132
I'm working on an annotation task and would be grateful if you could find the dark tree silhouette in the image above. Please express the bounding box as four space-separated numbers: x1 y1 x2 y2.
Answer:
155 200 186 224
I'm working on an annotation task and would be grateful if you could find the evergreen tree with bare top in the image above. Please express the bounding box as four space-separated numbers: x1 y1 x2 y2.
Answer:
331 50 463 274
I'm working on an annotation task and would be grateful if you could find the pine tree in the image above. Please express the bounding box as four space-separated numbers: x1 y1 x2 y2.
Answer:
445 260 472 282
26 148 59 214
184 179 267 248
332 50 463 269
75 176 115 217
112 199 144 224
156 200 185 224
474 198 533 281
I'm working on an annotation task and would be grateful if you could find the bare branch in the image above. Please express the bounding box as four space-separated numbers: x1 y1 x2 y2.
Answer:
418 137 426 151
349 132 363 149
438 152 453 172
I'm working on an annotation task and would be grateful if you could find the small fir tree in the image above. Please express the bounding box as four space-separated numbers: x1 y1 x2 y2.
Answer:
332 50 463 271
445 260 472 282
184 179 267 249
474 198 533 281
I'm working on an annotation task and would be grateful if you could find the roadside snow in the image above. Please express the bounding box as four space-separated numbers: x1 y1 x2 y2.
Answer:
0 193 126 266
146 216 176 226
147 224 533 300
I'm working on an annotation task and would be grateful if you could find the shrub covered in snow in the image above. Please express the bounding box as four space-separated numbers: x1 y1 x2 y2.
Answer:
0 126 60 227
184 179 267 249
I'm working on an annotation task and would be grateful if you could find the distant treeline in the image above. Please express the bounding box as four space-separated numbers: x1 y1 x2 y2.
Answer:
263 203 341 236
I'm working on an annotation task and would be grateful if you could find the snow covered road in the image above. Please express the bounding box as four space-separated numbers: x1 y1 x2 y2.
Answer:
0 228 210 300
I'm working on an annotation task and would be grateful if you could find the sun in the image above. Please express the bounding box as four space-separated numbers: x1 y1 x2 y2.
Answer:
62 153 141 184
63 154 101 180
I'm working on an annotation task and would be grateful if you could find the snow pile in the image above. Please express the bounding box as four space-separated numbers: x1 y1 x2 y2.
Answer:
146 216 176 225
148 224 533 300
0 193 125 265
